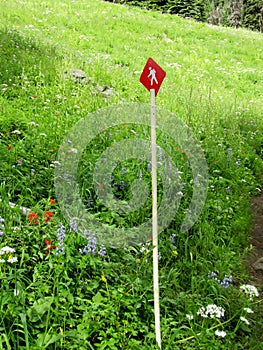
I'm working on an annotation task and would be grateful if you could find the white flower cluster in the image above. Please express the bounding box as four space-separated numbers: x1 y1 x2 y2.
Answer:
215 329 227 338
197 304 225 319
0 246 18 263
240 284 259 300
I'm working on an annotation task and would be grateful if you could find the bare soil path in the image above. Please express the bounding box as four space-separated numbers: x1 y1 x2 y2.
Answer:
249 194 263 287
248 191 263 341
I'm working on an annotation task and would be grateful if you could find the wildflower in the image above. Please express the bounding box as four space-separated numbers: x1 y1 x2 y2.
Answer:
69 218 78 232
98 245 106 257
138 170 143 180
0 246 18 263
221 275 232 289
28 121 39 126
28 212 39 225
40 133 47 137
55 223 66 255
7 256 18 263
119 180 125 189
240 284 259 300
11 130 21 134
208 271 218 279
17 159 22 166
170 233 177 244
45 239 56 254
226 186 230 194
0 217 5 236
31 168 35 174
244 307 254 314
0 246 16 255
122 167 126 176
44 211 53 222
197 304 225 319
186 314 194 320
80 234 97 255
215 330 227 338
139 243 150 254
49 198 56 204
172 249 178 257
7 145 12 150
101 274 107 283
208 272 232 289
240 316 250 325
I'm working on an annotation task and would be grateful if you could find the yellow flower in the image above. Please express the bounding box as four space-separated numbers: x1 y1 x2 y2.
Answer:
101 274 107 283
172 250 178 257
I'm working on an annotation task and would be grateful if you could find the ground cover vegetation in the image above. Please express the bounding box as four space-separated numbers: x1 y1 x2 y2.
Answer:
0 0 263 348
105 0 263 32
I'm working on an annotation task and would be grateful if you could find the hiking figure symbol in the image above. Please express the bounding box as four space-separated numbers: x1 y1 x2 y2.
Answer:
148 67 158 86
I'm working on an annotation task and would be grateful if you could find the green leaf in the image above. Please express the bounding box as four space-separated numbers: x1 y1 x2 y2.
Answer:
27 296 53 322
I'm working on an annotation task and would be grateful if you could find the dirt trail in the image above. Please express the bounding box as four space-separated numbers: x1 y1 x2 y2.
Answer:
247 191 263 340
249 193 263 287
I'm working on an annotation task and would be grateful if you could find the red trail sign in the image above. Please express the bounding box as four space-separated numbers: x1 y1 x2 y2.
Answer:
140 57 166 95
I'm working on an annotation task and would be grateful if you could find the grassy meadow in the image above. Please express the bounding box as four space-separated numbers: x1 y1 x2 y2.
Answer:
0 0 263 348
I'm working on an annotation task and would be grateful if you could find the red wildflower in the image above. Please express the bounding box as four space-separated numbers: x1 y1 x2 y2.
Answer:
28 212 40 225
7 145 12 150
44 211 53 222
49 198 56 204
45 239 56 254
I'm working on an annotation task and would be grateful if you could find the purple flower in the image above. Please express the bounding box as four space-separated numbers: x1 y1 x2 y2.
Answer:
98 245 106 257
69 218 78 232
0 217 4 236
55 223 66 255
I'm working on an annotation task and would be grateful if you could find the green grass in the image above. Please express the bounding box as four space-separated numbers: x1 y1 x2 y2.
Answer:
0 0 263 349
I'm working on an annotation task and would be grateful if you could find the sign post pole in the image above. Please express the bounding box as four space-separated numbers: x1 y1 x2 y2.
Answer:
140 58 166 349
150 88 161 349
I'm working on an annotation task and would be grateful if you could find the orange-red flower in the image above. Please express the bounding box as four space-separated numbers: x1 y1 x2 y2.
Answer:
28 212 39 225
44 211 53 222
49 198 56 204
7 145 12 150
45 239 56 254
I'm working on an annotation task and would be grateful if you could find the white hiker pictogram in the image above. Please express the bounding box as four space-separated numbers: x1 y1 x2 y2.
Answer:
148 67 158 86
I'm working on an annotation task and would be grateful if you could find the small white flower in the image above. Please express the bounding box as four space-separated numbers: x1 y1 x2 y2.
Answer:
39 133 47 137
240 284 259 300
197 304 225 319
215 330 227 338
0 259 5 263
240 316 250 325
140 246 149 254
244 307 254 314
70 148 78 154
28 121 39 126
14 289 20 296
11 130 21 134
0 246 16 255
7 256 18 263
186 314 194 320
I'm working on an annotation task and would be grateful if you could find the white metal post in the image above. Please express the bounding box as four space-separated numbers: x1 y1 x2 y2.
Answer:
150 88 161 349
